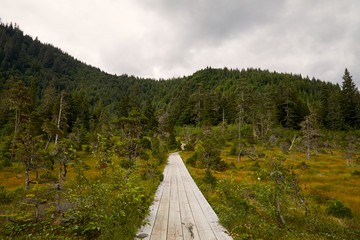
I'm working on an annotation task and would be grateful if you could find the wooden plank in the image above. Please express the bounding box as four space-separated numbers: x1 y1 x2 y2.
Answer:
150 164 172 240
167 156 183 240
175 157 201 240
176 155 216 240
136 152 233 240
135 162 170 239
177 154 232 240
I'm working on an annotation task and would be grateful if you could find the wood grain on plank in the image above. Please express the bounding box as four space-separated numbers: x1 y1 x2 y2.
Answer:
136 152 232 240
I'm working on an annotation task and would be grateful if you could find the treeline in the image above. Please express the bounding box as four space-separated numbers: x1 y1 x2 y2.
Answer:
2 23 359 135
1 22 360 145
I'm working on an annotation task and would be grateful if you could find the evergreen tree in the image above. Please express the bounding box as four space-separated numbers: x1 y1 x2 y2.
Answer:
118 95 131 118
8 79 31 133
144 98 158 131
326 88 343 130
340 68 358 128
40 79 57 120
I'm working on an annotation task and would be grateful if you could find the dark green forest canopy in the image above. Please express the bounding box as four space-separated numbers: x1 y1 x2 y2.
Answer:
1 22 358 134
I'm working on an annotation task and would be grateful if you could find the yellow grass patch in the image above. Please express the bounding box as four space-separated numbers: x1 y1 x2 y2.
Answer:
181 144 360 216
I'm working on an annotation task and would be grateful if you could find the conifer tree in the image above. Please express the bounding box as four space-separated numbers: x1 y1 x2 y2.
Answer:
340 68 358 128
8 79 31 134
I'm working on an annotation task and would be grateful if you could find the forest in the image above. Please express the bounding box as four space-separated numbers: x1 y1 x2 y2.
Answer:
0 22 359 239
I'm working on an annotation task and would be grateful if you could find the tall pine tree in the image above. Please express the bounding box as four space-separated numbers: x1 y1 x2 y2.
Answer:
340 68 358 128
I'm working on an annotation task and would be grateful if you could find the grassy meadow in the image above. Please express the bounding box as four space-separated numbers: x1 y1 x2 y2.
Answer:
179 142 360 239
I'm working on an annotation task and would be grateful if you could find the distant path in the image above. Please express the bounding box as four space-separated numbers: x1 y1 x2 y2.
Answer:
135 152 232 240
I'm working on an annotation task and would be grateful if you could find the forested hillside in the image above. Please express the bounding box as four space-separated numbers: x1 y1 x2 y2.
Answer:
2 22 358 137
1 22 359 239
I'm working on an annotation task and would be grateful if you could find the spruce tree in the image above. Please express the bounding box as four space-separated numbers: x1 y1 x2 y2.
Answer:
340 68 358 128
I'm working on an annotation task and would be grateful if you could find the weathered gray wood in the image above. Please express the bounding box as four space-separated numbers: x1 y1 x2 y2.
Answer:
176 159 201 240
135 152 232 240
167 161 183 239
135 162 170 239
179 156 232 240
150 165 172 240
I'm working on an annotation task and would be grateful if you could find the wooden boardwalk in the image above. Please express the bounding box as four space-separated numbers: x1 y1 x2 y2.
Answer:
135 152 232 240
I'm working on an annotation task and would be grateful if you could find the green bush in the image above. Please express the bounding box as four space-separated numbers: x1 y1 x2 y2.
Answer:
141 162 161 180
296 161 309 170
351 169 360 176
38 172 58 184
140 137 151 150
119 158 134 169
214 160 229 172
326 200 353 218
85 145 92 153
229 162 236 169
0 186 13 204
229 144 238 156
248 161 261 171
66 166 153 239
202 169 217 186
186 152 198 167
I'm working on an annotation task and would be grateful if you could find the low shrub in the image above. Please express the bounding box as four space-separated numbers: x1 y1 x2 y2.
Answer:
38 172 58 184
184 142 194 151
296 161 309 170
214 160 229 172
229 162 236 169
84 145 92 153
203 169 217 186
248 161 261 171
326 200 353 218
0 186 13 204
119 158 134 169
141 162 161 180
229 144 238 156
186 152 198 167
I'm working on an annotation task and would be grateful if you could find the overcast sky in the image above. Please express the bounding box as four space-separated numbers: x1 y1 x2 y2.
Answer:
1 0 359 86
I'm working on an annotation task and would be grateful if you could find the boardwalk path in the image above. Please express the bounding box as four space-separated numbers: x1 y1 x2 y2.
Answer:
135 152 233 240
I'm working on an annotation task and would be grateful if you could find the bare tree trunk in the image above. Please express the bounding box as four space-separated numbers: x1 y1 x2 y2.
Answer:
306 147 310 160
59 160 62 183
63 162 67 180
25 168 30 191
238 149 242 163
288 134 296 152
45 135 51 150
54 93 64 147
238 112 242 163
55 183 61 213
35 190 39 221
15 109 20 134
306 132 310 160
57 192 61 213
277 198 285 226
185 126 190 144
221 108 225 138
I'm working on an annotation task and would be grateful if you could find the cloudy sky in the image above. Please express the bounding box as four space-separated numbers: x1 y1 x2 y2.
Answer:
1 0 359 85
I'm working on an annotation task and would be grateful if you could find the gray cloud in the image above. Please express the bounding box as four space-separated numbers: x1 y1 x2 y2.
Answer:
0 0 359 86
